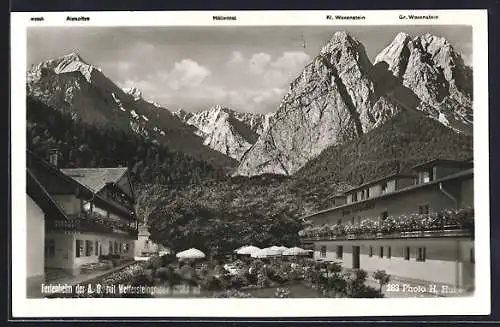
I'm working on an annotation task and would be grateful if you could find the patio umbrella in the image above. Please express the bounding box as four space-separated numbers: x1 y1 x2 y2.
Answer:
251 247 282 258
282 247 309 256
176 248 206 260
236 245 261 255
269 245 288 253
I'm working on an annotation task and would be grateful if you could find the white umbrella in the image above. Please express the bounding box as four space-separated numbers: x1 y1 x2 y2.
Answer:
282 247 309 256
236 245 261 255
251 247 282 258
176 248 206 260
269 245 288 253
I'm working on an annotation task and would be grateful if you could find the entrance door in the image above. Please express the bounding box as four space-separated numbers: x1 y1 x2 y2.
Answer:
352 246 360 269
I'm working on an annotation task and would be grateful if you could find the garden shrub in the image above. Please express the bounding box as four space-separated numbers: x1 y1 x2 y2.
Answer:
373 270 391 292
202 276 224 292
156 267 170 281
229 274 248 290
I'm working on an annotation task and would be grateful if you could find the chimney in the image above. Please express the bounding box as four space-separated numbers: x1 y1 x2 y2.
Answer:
48 148 60 168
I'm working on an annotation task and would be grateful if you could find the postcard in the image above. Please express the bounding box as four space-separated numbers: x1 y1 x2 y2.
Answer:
11 9 490 318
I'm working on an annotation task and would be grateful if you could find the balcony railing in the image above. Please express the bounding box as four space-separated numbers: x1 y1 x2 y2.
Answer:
299 208 474 241
47 211 138 238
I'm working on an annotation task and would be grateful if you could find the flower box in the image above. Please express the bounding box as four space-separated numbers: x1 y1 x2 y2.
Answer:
347 234 356 240
400 231 423 238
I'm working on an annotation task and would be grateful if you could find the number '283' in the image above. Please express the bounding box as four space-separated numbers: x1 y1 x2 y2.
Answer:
386 283 400 292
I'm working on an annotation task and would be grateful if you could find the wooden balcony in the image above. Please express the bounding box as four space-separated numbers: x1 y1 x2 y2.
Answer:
47 212 138 238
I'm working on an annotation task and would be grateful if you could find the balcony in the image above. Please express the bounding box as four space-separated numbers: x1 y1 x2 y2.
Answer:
299 208 474 241
47 211 138 238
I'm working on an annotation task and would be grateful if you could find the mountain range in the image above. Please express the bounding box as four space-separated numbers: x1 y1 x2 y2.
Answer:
234 31 473 177
26 53 237 170
173 106 274 160
26 30 473 180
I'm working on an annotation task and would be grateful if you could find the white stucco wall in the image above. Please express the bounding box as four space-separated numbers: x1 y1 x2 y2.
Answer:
313 238 474 289
45 231 136 275
26 196 45 280
134 234 158 255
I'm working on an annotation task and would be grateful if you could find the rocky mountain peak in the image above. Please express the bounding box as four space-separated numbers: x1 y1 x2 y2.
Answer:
28 52 98 85
234 30 405 177
122 87 143 101
62 52 86 63
375 32 473 133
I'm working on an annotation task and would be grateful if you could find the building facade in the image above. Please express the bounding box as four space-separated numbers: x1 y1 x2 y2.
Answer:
134 224 160 257
26 150 139 295
299 159 474 292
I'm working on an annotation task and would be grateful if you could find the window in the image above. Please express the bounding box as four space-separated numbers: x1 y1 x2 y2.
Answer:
369 246 373 257
470 248 475 264
114 242 118 254
357 216 362 224
417 247 426 262
320 246 327 258
109 241 113 254
85 240 93 256
76 239 83 258
337 219 342 225
351 217 355 225
94 241 99 256
381 182 388 194
366 188 370 198
387 246 392 259
379 246 384 258
336 246 343 259
360 190 365 200
123 243 130 253
423 169 434 183
352 193 358 202
404 247 410 260
380 211 388 221
45 239 55 258
419 205 429 214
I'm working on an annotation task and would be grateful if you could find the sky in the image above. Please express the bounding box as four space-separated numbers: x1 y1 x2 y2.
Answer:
27 26 472 114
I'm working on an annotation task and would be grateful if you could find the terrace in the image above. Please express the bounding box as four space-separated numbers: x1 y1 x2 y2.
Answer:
298 208 474 241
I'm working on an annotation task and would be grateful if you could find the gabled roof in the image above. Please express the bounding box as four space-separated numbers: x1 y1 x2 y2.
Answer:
344 173 416 194
302 168 473 220
27 150 135 219
412 158 473 171
59 168 128 194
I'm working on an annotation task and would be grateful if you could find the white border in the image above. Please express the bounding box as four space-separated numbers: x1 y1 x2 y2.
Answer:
11 10 490 318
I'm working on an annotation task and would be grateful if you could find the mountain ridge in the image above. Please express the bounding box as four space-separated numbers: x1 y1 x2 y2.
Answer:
27 52 238 170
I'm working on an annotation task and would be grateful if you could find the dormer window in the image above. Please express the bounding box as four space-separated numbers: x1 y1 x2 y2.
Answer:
422 169 434 183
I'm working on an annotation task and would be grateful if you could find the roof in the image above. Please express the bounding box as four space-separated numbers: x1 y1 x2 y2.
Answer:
412 158 473 170
27 150 135 219
344 173 416 194
27 168 68 221
303 168 473 220
60 168 128 194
